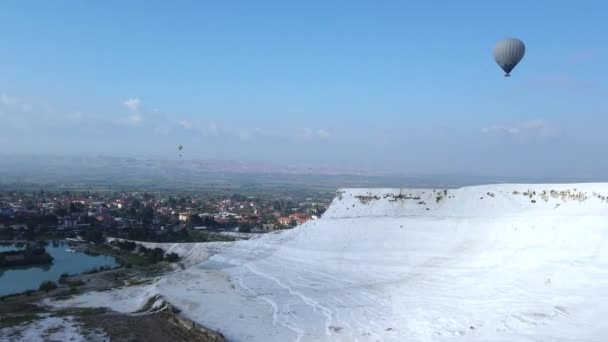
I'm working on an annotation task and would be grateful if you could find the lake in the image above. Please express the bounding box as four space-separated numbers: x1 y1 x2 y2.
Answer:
0 241 119 297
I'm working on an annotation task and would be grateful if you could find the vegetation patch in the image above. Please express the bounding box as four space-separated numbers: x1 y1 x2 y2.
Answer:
126 278 155 287
0 313 39 328
54 307 107 318
39 280 58 293
59 273 86 286
42 324 64 335
0 245 53 268
83 265 116 274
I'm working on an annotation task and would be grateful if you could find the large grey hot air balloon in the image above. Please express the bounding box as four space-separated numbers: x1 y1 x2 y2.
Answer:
493 38 525 77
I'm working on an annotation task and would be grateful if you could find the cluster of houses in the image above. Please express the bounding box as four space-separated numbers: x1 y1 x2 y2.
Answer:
1 191 330 234
276 212 316 226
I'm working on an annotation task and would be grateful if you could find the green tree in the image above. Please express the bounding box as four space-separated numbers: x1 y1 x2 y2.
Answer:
0 227 15 240
140 206 155 226
165 252 180 263
54 207 68 217
239 222 252 233
115 240 137 251
84 229 103 243
43 214 58 224
39 280 58 293
69 202 85 213
159 214 171 225
128 228 147 240
127 206 137 218
227 216 238 227
167 196 177 208
146 247 165 263
203 216 218 228
23 227 36 241
189 214 203 227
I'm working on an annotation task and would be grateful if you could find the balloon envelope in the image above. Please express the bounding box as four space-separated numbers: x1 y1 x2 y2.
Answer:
493 38 525 76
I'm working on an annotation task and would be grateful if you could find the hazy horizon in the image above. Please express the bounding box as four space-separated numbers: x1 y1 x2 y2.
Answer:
2 1 607 179
1 154 606 189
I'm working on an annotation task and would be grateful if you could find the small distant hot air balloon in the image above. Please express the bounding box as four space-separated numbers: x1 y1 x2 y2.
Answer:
493 38 526 77
178 145 183 157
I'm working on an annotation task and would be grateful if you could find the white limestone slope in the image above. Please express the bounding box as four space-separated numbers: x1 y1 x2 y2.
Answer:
52 184 608 342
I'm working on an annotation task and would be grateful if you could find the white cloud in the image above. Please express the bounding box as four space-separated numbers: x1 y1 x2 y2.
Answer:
482 119 559 142
294 128 331 141
238 128 261 142
317 129 330 139
154 125 172 135
175 120 221 136
116 113 143 126
0 93 16 105
522 119 545 130
303 128 313 137
127 114 143 125
208 122 220 136
119 98 144 126
67 111 84 122
481 125 520 135
197 122 221 136
44 103 55 114
0 92 32 115
178 120 193 129
123 98 141 111
482 119 548 136
239 130 252 141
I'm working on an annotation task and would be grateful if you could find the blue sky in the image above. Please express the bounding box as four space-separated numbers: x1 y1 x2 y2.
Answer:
1 1 607 178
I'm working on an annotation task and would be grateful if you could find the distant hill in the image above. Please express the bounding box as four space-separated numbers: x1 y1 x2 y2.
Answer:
0 155 596 192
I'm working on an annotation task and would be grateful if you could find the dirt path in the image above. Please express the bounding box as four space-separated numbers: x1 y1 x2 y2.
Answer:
79 310 224 342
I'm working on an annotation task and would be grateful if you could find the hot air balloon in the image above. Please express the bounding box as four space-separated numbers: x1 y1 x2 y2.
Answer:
493 38 525 77
178 145 183 157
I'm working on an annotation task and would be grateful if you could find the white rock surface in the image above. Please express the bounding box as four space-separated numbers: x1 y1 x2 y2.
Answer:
52 184 608 341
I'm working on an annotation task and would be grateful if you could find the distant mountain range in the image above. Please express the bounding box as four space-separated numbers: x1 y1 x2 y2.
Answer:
0 155 595 191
